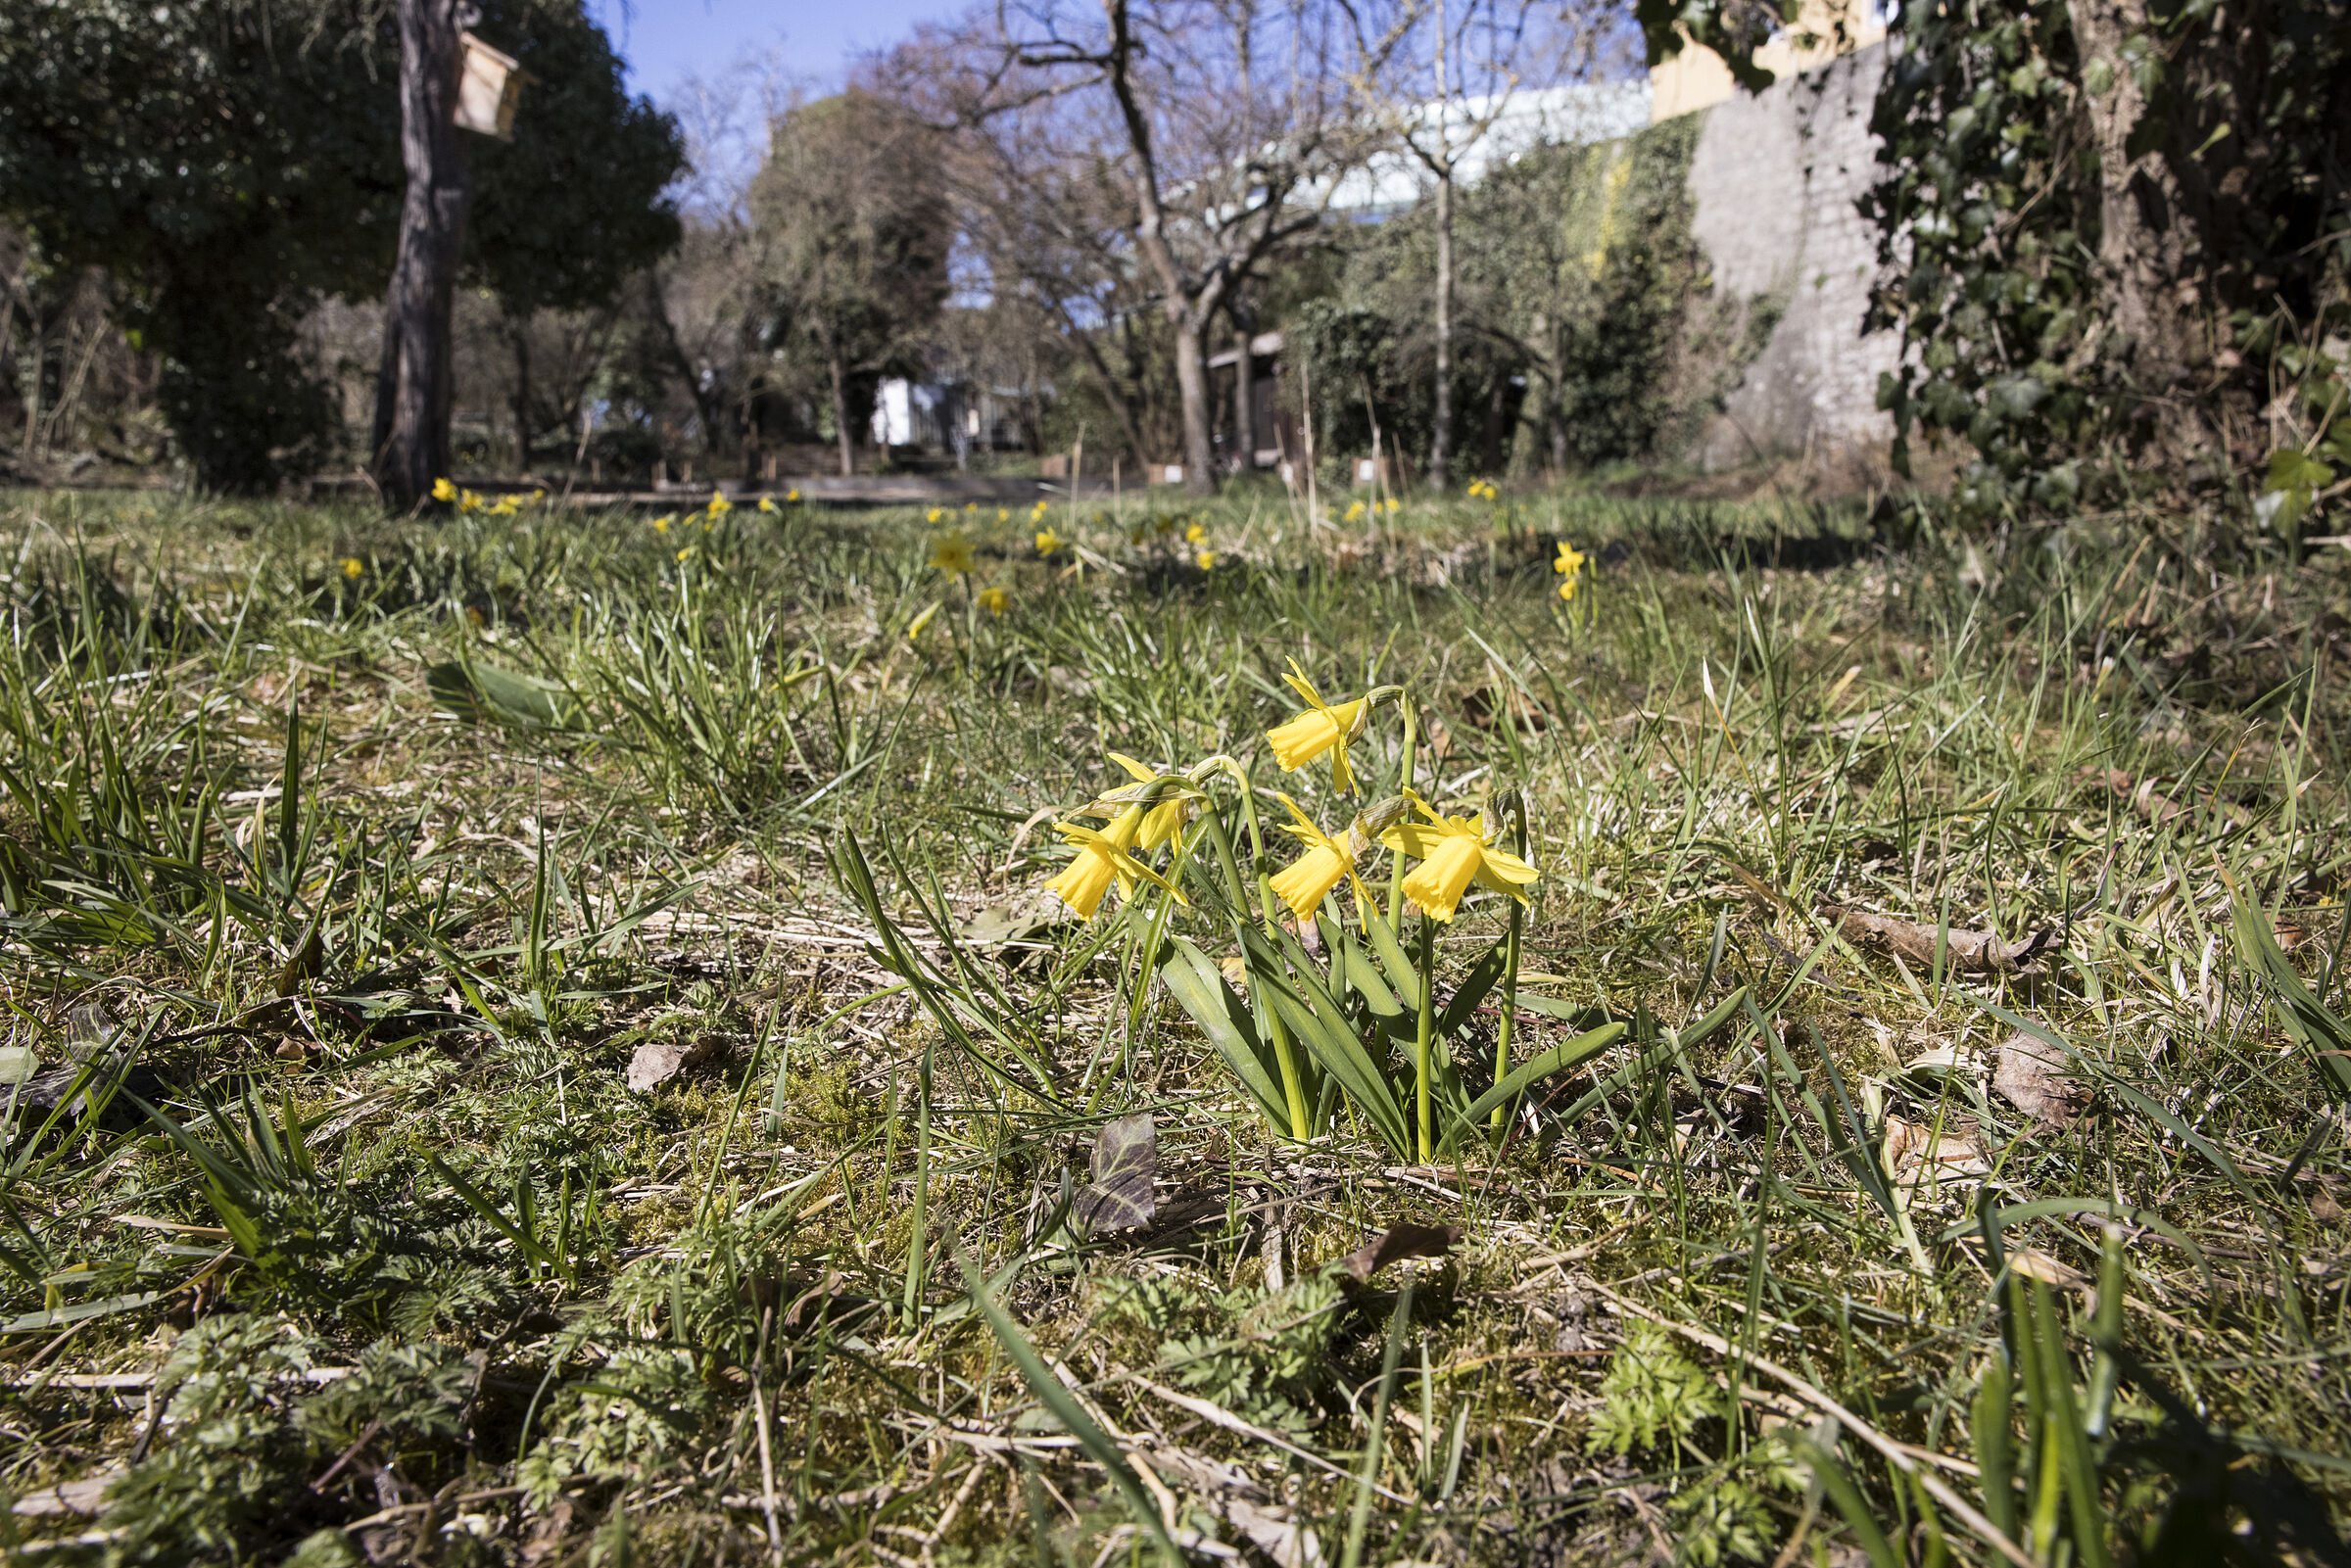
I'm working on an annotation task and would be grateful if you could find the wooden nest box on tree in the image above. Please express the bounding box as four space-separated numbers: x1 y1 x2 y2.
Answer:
456 32 523 139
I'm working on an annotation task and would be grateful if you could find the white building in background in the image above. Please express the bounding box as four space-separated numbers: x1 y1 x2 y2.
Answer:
1315 79 1654 217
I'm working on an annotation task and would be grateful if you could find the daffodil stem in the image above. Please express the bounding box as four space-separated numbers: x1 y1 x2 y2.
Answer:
1204 807 1313 1141
1494 795 1526 1135
1415 913 1435 1163
1390 694 1416 928
901 1035 932 1331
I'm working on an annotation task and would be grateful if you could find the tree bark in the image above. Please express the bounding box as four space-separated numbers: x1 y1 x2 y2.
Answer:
507 310 533 470
1174 315 1216 493
373 0 470 511
1230 303 1255 474
1431 168 1454 491
827 347 854 477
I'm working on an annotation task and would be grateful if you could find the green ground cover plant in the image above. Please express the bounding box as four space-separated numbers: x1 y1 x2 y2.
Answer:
0 482 2345 1565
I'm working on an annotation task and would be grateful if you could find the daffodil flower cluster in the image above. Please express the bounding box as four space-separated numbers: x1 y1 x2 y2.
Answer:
1466 478 1500 500
1036 670 1536 927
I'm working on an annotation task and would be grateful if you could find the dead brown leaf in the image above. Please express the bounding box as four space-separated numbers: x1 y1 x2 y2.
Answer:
626 1039 690 1093
1829 905 2057 974
1993 1030 2087 1128
1338 1221 1463 1282
1881 1116 1991 1186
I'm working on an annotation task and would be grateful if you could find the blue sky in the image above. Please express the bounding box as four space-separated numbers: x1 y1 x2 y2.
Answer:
595 0 962 97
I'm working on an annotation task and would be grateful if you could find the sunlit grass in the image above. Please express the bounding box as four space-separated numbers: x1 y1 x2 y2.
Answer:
0 483 2345 1565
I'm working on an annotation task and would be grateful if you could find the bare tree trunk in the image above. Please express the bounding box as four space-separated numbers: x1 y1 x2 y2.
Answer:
2067 0 2245 462
507 311 533 471
1431 169 1454 491
827 349 854 477
1230 304 1255 475
1174 316 1216 494
373 0 469 511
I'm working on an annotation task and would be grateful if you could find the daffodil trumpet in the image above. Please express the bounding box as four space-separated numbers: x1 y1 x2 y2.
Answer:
1263 660 1405 797
1379 786 1541 1158
1041 805 1185 921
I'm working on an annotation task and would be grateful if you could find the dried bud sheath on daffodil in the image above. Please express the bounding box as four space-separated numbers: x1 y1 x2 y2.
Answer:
1268 793 1371 918
1265 659 1369 794
1380 792 1538 923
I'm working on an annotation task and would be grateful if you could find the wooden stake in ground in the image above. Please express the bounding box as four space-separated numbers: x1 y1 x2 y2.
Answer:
373 0 472 510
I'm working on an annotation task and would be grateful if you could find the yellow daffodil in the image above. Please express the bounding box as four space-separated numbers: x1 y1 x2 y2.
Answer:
907 602 941 641
1031 500 1049 518
1034 528 1062 555
1043 806 1183 920
1343 499 1366 523
758 496 779 514
1384 498 1400 513
927 507 946 524
930 532 975 576
531 488 546 502
676 546 696 562
1184 522 1206 544
489 497 518 515
1269 793 1370 918
996 507 1011 523
1097 752 1192 850
457 489 484 513
1266 660 1369 795
978 586 1010 616
432 477 456 502
1194 549 1218 571
706 490 732 516
787 488 800 503
1555 541 1586 601
651 514 672 533
340 557 363 579
964 501 978 512
1379 793 1538 923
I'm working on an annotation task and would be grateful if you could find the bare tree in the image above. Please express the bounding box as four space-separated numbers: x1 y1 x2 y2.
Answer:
373 0 470 510
1339 0 1603 489
905 0 1362 495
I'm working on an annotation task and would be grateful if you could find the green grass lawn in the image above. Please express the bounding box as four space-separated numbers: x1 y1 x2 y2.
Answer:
1 484 2346 1566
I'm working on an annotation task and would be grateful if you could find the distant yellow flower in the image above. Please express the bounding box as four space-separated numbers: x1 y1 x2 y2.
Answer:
340 557 363 579
1031 500 1050 518
1269 793 1370 918
1184 522 1206 545
706 490 733 516
787 488 800 502
489 497 519 515
1034 528 1063 555
1265 660 1368 795
457 489 484 513
676 546 696 562
1379 793 1537 924
1343 499 1366 524
1194 549 1218 571
1043 806 1183 920
651 514 672 533
907 602 941 641
978 586 1010 616
1555 541 1587 601
996 508 1011 523
927 507 946 524
531 488 546 502
964 501 978 512
431 477 456 502
930 532 975 576
1384 498 1400 513
757 496 779 514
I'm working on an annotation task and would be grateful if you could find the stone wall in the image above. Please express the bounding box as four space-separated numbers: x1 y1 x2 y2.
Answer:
1684 42 1900 471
